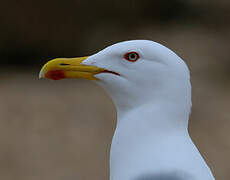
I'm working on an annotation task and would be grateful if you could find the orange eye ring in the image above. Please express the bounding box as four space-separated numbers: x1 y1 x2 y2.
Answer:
124 52 140 62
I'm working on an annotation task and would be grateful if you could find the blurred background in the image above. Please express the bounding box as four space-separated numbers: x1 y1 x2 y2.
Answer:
0 0 230 179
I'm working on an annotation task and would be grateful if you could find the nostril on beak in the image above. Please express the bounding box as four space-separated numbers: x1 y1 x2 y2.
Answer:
60 63 70 66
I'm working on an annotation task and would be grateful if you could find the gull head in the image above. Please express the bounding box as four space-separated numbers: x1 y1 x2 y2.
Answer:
40 40 191 112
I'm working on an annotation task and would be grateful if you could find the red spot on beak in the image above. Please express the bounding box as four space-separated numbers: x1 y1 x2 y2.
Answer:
45 70 66 80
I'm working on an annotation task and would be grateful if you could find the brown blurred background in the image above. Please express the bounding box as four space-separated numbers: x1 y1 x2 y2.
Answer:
0 0 230 179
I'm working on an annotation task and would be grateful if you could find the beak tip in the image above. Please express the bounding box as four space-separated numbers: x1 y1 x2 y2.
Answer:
39 70 44 79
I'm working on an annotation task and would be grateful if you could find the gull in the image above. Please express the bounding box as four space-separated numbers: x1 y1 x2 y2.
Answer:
39 40 215 180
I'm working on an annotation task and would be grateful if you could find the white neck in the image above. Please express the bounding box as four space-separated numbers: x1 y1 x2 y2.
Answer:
110 101 187 178
109 93 214 180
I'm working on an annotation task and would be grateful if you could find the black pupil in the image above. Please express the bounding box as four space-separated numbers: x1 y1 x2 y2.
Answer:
130 53 136 59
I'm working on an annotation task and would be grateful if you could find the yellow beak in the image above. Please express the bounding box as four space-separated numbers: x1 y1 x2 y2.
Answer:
39 57 105 80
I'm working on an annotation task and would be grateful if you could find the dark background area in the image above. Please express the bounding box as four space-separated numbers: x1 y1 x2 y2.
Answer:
1 0 229 67
0 0 230 179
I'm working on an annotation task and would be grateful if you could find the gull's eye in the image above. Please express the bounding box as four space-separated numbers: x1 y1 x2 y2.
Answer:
124 52 140 62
